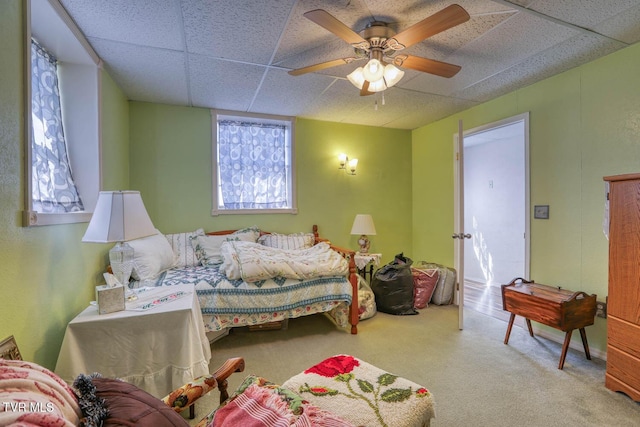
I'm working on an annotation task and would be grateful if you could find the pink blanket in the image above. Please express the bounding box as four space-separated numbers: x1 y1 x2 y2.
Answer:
0 359 81 426
213 382 353 427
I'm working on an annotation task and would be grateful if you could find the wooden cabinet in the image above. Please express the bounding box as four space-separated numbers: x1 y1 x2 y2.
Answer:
604 173 640 402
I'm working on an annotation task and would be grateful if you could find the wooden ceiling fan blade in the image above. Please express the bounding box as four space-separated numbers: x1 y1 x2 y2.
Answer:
393 54 461 78
288 57 359 76
386 4 470 50
304 9 369 47
360 80 374 96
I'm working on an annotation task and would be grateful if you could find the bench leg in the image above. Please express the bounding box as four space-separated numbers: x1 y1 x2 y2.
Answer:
525 319 534 337
504 313 516 344
559 330 573 370
579 327 591 360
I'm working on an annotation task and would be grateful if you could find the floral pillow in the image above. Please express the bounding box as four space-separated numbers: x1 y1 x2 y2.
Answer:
258 232 315 250
191 226 260 266
165 229 205 268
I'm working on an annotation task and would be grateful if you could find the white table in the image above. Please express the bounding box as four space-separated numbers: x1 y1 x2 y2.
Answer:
355 253 382 282
55 284 211 398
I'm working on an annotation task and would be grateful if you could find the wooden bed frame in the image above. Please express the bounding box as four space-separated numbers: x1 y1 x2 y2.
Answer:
206 225 359 334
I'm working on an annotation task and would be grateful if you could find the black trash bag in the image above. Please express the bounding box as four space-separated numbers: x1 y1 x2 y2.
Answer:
371 253 418 315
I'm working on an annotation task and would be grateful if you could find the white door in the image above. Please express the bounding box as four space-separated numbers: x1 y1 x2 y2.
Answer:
453 114 530 330
452 120 470 330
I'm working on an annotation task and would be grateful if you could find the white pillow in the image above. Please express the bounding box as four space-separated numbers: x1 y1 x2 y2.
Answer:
258 232 315 250
165 228 205 268
191 226 261 266
128 231 177 281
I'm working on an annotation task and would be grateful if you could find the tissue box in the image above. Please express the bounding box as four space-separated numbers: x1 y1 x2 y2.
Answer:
96 284 125 314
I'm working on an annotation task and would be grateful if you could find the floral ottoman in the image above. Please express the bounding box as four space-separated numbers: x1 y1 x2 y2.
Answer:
282 354 435 427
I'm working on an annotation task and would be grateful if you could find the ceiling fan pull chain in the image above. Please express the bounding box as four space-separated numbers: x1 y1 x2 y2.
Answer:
374 97 378 110
382 92 386 106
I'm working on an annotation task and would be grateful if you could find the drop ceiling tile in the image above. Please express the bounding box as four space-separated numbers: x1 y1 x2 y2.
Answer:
60 0 184 50
526 0 640 29
55 0 640 130
89 38 188 105
188 55 266 111
344 88 478 129
297 79 384 124
250 69 337 116
181 0 296 63
592 4 640 44
454 34 623 102
414 11 581 96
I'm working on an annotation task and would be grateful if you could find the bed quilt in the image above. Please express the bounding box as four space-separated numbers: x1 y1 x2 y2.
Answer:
220 241 349 282
134 265 352 317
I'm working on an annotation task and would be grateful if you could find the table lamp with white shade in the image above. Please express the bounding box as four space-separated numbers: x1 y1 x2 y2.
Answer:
82 191 157 291
350 214 376 254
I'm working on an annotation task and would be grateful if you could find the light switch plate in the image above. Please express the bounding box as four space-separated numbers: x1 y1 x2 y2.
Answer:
534 205 549 219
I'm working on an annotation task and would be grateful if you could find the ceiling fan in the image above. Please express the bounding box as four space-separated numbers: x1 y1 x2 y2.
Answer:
288 4 470 96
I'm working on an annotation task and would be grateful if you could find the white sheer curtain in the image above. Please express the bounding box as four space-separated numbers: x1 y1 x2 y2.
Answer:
217 120 289 209
31 39 84 213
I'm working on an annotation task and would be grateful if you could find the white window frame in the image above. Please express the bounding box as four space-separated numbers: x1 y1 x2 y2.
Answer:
211 109 297 216
23 0 102 226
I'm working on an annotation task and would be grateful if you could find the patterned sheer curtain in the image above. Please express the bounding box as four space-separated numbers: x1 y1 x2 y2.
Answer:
31 39 84 213
217 120 290 209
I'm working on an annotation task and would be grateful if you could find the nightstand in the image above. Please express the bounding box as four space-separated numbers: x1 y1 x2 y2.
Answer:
55 284 211 397
355 252 382 283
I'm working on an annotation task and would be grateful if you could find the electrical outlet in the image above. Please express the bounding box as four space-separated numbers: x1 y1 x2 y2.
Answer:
596 300 607 318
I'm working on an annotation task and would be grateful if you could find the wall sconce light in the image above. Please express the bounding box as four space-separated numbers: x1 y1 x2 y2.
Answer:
338 153 358 175
348 158 358 175
338 153 348 170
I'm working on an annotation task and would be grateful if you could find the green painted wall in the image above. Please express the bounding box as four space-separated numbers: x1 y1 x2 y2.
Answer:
3 0 639 368
128 102 413 259
0 0 130 369
412 41 640 355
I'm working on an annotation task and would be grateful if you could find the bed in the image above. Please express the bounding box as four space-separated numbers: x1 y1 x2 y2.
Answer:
130 225 360 335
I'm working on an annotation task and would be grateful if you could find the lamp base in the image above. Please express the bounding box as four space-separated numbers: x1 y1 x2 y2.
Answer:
357 235 371 253
109 242 137 301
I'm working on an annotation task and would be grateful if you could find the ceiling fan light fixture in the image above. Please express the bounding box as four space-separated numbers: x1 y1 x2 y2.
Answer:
368 78 387 92
362 58 384 82
383 64 404 88
347 67 365 89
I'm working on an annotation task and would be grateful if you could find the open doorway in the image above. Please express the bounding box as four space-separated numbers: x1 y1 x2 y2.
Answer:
460 115 530 322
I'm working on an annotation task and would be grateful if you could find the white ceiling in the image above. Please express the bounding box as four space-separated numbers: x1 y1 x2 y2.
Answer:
57 0 640 130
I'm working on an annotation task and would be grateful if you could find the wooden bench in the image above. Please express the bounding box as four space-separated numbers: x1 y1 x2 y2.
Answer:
501 278 597 369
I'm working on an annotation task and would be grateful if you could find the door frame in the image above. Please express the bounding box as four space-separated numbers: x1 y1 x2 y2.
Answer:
453 112 531 329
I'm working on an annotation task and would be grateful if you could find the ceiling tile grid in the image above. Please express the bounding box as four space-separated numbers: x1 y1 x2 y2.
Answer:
188 55 266 111
453 33 625 103
89 38 189 106
60 0 185 50
181 0 296 63
54 0 640 130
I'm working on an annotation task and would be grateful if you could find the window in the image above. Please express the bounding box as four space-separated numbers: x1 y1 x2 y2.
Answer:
24 0 101 226
212 110 296 215
30 39 84 214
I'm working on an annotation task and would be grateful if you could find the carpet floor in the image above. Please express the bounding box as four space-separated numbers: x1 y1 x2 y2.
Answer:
187 306 640 426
